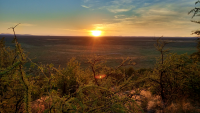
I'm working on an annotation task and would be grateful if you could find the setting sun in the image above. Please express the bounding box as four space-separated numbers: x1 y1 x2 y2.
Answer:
91 30 102 36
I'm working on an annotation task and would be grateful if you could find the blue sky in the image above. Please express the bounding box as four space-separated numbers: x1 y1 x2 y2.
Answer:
0 0 199 36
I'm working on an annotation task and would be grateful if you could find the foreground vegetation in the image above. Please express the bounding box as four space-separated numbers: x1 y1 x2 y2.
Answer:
1 29 200 113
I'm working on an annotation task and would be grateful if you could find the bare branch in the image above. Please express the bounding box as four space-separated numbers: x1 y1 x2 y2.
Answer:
188 7 200 18
116 57 135 69
148 78 160 84
196 0 200 5
8 23 21 30
191 20 200 24
192 30 200 35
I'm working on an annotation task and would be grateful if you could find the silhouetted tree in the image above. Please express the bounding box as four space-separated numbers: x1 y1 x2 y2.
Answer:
189 1 200 61
189 0 200 35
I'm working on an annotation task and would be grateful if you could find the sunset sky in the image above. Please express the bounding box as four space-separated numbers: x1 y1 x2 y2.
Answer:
0 0 199 37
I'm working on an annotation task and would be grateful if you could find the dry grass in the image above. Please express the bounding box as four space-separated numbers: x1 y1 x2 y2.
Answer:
31 96 51 113
164 100 200 113
129 90 200 113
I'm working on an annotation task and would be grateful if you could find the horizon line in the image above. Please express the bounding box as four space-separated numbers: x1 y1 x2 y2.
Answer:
0 33 198 38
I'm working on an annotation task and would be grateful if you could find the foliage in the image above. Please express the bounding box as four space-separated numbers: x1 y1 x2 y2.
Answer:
149 53 200 102
0 33 31 112
189 0 200 35
190 38 200 62
146 37 200 112
0 31 144 112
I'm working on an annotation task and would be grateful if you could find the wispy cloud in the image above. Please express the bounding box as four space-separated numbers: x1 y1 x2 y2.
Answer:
62 29 79 31
107 7 135 13
101 0 135 13
1 0 197 36
20 23 36 27
83 0 91 3
3 22 36 27
81 5 90 8
114 15 125 18
92 1 197 36
82 0 135 13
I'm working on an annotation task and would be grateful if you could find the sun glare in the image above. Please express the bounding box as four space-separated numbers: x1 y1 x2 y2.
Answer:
95 74 106 79
91 30 102 36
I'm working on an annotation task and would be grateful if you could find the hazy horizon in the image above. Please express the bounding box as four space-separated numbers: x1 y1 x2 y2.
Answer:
0 33 198 38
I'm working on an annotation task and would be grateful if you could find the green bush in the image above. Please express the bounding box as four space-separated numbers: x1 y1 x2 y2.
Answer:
149 53 200 106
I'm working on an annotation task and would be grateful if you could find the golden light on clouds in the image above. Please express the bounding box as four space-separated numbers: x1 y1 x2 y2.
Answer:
0 1 197 37
91 30 102 36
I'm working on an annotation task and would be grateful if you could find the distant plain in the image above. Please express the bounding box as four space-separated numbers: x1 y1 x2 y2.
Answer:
2 35 198 69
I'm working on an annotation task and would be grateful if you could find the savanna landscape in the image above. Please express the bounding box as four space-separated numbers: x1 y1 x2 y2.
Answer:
1 0 200 113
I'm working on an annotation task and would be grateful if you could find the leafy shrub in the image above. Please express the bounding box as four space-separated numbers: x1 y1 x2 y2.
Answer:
149 53 200 106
